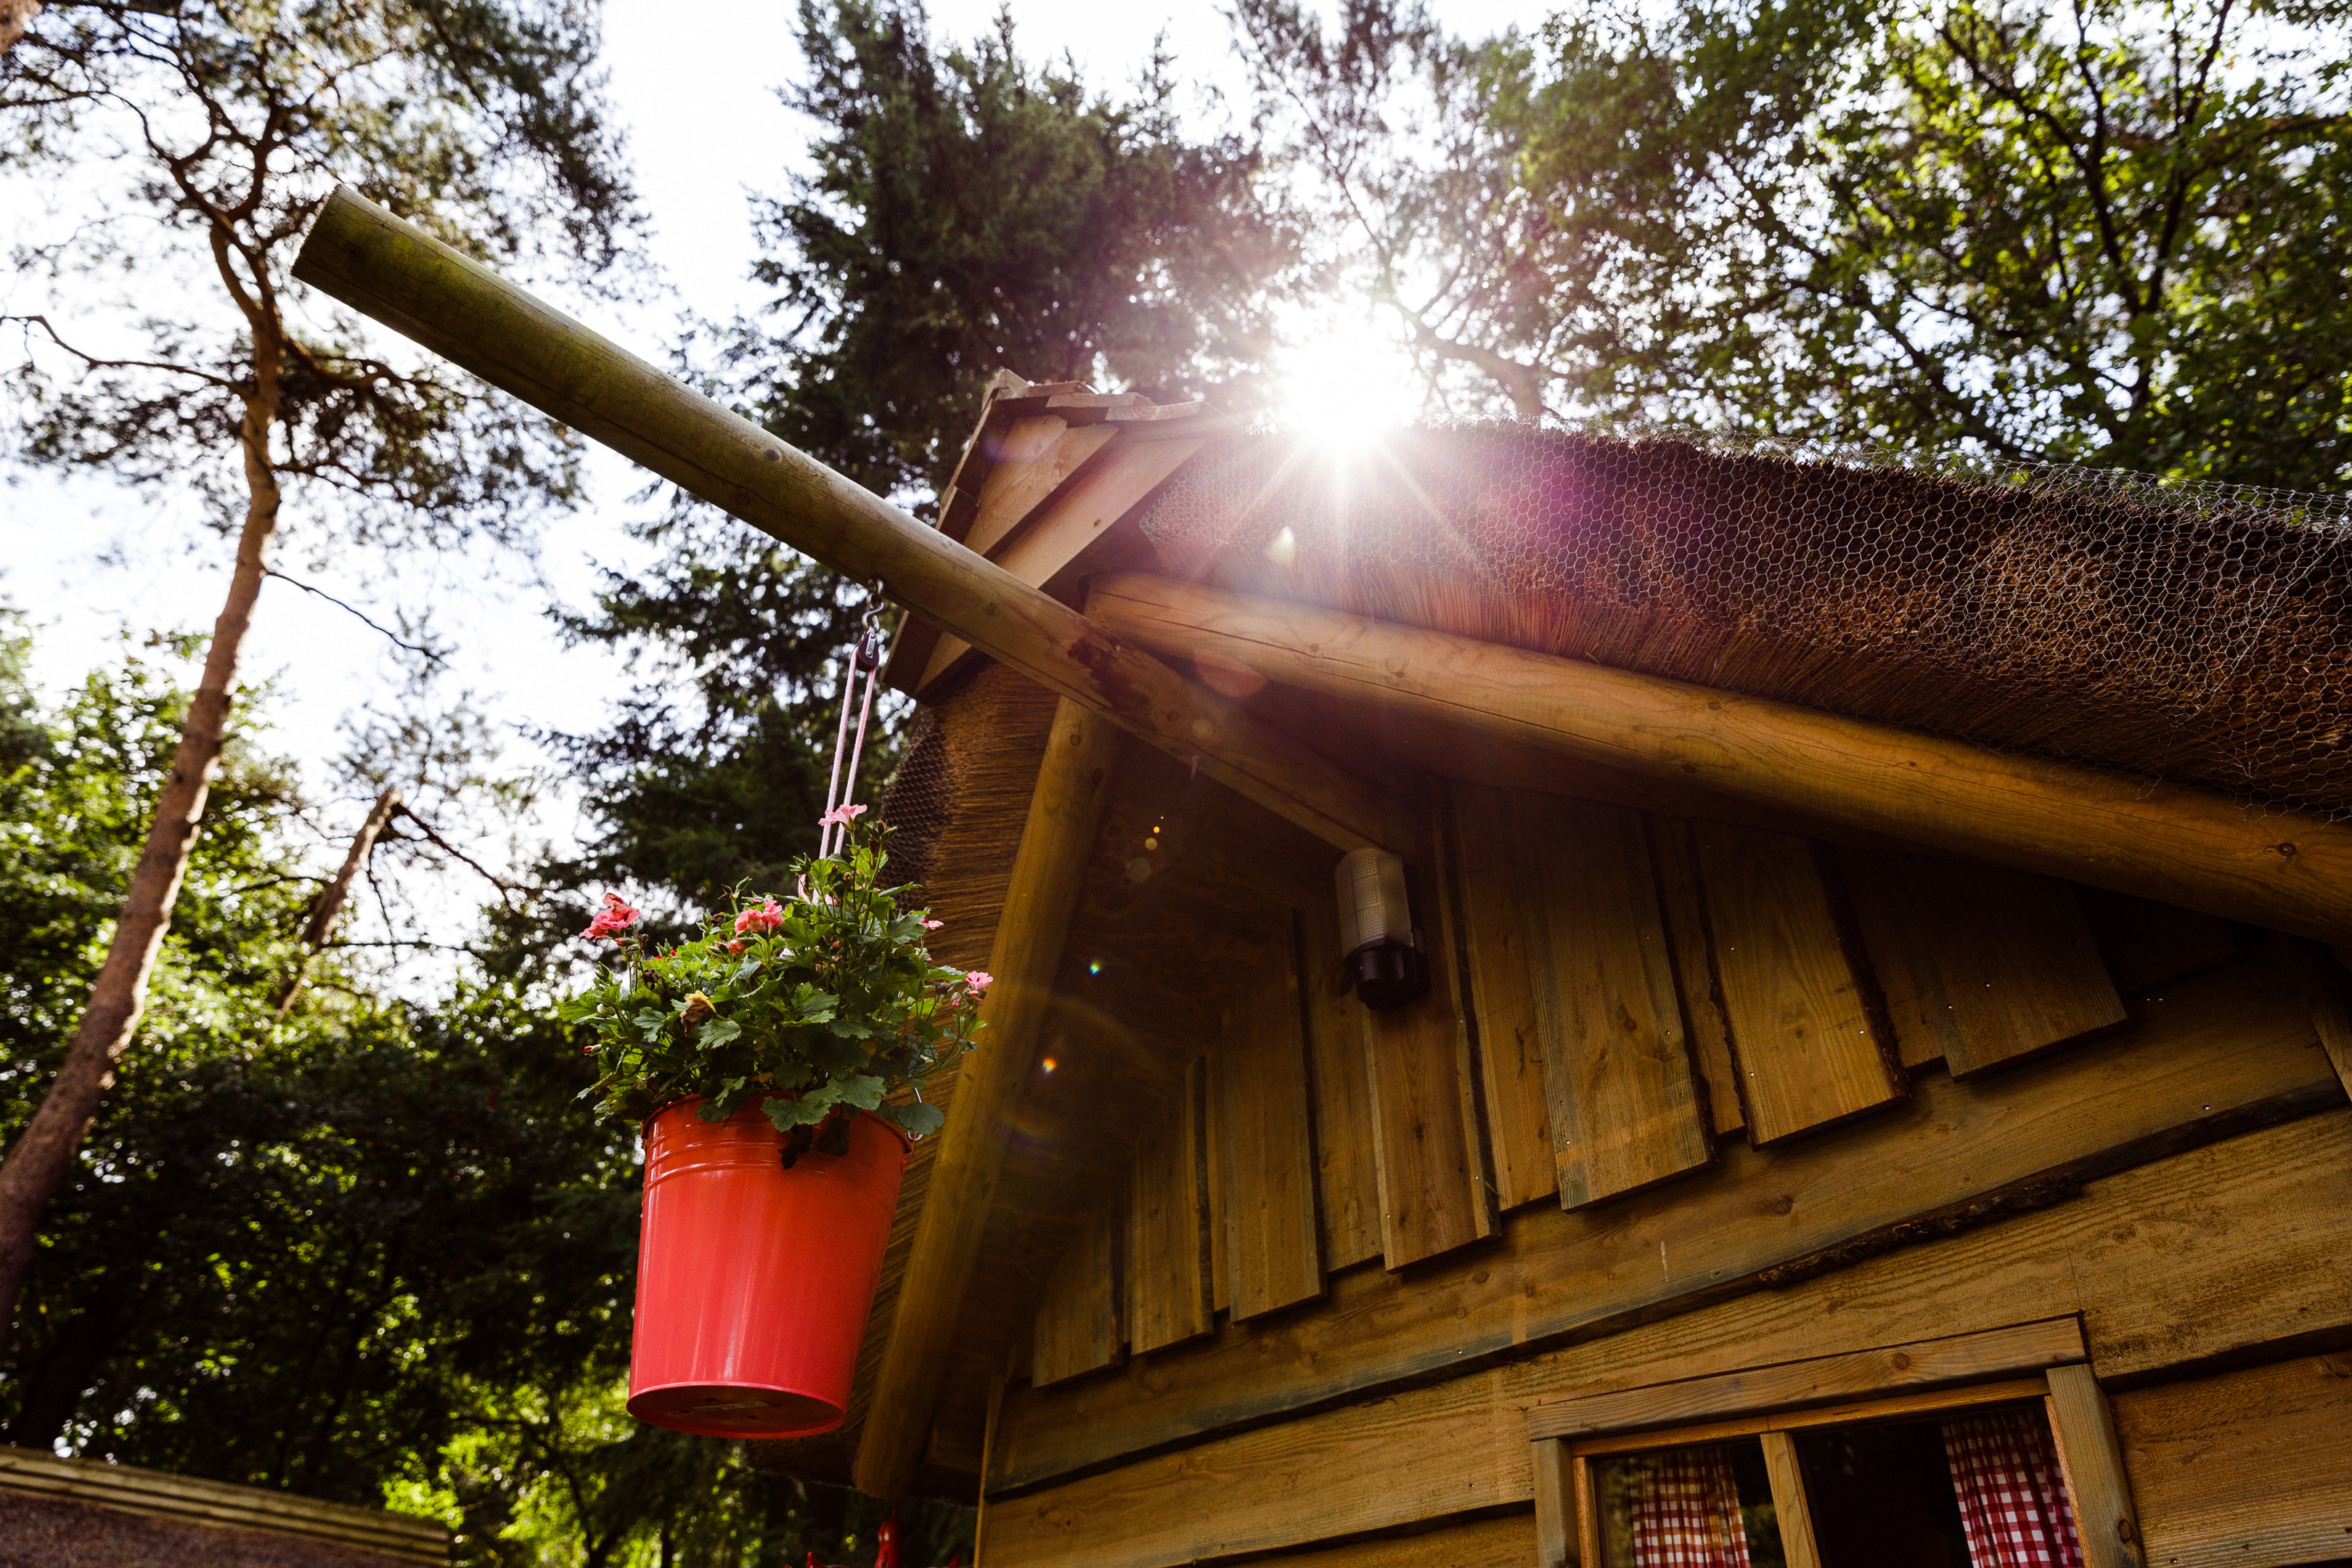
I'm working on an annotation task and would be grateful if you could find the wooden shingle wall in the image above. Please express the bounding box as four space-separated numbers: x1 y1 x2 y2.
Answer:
1021 778 2284 1393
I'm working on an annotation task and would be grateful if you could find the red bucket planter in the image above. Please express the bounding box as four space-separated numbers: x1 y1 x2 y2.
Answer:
627 1098 910 1438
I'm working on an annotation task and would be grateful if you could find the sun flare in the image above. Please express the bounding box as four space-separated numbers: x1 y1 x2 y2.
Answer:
1278 328 1419 450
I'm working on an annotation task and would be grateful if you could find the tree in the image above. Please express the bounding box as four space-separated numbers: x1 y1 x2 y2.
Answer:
548 0 1299 925
1241 0 2352 486
0 0 637 1339
743 0 1297 500
0 628 971 1564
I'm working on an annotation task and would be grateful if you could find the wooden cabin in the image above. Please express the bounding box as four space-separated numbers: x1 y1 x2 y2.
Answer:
777 377 2352 1568
285 191 2352 1568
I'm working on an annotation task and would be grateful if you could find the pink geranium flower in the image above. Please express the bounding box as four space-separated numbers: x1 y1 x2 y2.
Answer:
582 892 640 941
921 918 943 930
734 899 786 936
965 970 994 995
819 802 868 828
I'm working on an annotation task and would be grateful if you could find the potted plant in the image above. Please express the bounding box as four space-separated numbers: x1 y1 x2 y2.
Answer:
560 806 987 1438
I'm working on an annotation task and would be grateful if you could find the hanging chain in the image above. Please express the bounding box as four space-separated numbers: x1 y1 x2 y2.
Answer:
817 581 890 862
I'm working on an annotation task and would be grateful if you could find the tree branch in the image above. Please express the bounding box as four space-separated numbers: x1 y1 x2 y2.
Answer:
261 569 446 666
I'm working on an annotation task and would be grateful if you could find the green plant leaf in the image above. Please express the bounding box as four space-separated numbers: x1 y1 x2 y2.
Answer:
697 1016 742 1049
889 1101 945 1138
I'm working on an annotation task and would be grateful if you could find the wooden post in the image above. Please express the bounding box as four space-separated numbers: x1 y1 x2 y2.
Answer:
2046 1364 2147 1568
1758 1430 1825 1568
853 698 1122 1500
1531 1438 1580 1568
1088 573 2352 947
290 188 1408 857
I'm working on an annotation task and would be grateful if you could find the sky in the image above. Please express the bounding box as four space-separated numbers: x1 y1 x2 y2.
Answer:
1 0 1553 907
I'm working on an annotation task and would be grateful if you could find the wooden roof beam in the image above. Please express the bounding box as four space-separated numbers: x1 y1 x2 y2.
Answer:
290 187 1409 858
1089 572 2352 947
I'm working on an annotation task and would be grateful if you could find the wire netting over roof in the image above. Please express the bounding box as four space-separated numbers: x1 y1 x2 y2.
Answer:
1137 426 2352 822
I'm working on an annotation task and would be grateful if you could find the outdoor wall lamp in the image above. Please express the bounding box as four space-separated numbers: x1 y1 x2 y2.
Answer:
1334 847 1429 1011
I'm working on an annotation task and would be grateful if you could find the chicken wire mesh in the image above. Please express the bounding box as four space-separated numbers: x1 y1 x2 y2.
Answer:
1135 425 2352 822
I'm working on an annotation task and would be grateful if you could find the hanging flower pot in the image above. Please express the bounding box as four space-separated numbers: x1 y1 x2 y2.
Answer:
558 803 989 1439
627 1098 910 1437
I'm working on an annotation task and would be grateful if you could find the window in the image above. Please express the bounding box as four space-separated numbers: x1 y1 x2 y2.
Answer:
1527 1319 2141 1568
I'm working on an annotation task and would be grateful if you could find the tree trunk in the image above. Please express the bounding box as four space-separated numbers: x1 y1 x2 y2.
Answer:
271 787 402 1017
0 363 282 1353
0 1 43 54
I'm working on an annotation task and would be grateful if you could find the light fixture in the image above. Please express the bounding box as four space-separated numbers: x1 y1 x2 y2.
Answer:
1334 847 1429 1010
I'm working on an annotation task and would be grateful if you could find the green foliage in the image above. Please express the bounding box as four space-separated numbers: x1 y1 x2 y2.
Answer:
0 632 309 1098
738 0 1295 501
1247 0 2352 486
0 633 976 1564
540 529 880 927
563 817 981 1143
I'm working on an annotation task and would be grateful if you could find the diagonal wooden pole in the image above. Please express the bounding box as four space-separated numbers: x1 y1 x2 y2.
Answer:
290 187 1408 858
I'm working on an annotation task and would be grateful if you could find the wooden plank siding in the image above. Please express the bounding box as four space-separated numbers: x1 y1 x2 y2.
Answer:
1029 1191 1122 1389
1692 822 1906 1142
1510 793 1715 1208
1524 1318 2087 1440
983 1107 2352 1568
1450 783 1559 1210
1647 817 1745 1135
1301 891 1384 1272
1125 1057 1213 1355
1214 907 1326 1322
1842 851 2128 1078
2113 1352 2352 1568
1363 791 1498 1268
990 947 2341 1492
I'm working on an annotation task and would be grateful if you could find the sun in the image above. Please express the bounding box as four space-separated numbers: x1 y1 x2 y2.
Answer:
1278 327 1420 450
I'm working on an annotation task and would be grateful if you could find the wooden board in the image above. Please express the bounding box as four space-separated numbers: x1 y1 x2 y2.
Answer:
987 950 2340 1490
1526 1318 2086 1439
1646 817 1744 1134
1532 1438 1577 1568
2074 886 2244 997
1217 908 1326 1322
0 1447 449 1564
2113 1353 2352 1568
987 1365 1538 1568
1030 1193 1124 1389
962 417 1119 558
1841 850 2128 1077
1514 793 1714 1207
1692 823 1904 1143
1174 1514 1535 1568
2290 939 2352 1101
989 1106 2352 1562
2043 1364 2143 1568
919 435 1209 693
1363 791 1498 1268
1449 783 1558 1210
1126 1057 1212 1355
1758 1431 1826 1568
1301 894 1384 1272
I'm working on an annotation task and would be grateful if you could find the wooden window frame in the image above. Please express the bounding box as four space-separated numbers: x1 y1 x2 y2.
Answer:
1526 1317 2144 1568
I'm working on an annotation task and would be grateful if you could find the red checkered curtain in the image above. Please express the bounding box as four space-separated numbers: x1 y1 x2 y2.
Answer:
1941 1411 2086 1568
1627 1445 1753 1568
